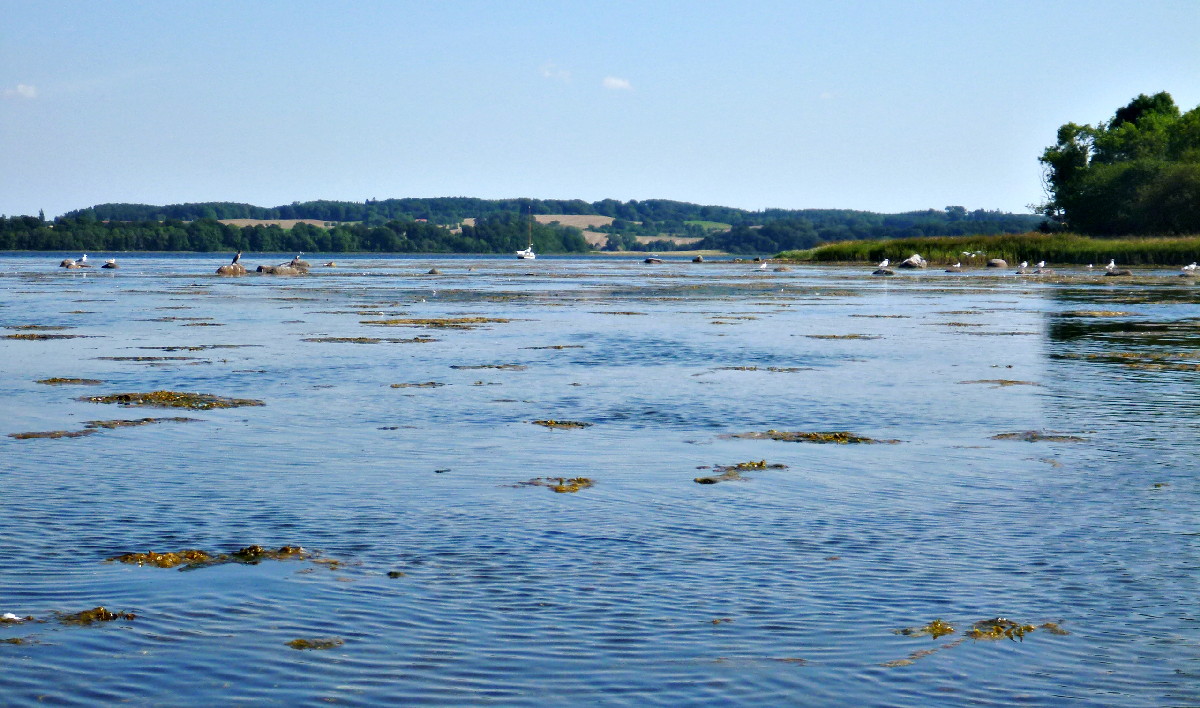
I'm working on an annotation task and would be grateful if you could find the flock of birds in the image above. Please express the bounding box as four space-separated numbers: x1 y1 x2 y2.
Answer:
58 253 117 269
873 254 1198 276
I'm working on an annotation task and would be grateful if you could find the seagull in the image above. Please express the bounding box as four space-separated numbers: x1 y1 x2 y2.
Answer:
1106 259 1117 271
1087 263 1094 270
1019 261 1028 269
79 254 87 263
1184 262 1198 272
759 261 767 270
878 258 889 268
953 262 961 268
1035 260 1045 269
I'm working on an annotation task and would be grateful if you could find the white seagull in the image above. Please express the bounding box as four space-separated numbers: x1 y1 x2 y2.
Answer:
1035 260 1045 269
878 258 889 268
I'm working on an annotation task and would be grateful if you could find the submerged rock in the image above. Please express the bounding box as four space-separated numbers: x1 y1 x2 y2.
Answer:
872 268 895 276
1105 269 1133 276
256 264 304 275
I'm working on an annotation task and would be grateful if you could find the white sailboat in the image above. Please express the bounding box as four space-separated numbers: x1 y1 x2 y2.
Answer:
516 209 536 259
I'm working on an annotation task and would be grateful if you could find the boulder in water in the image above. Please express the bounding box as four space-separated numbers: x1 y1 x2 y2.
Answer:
986 259 1007 268
216 263 247 276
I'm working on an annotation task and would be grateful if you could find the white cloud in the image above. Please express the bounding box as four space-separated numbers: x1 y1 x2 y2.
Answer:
602 76 632 91
540 63 571 82
3 84 37 99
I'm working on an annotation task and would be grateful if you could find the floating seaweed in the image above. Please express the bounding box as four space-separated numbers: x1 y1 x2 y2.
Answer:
991 430 1088 443
390 382 445 388
451 364 527 371
728 430 900 444
80 391 265 410
36 377 104 385
8 429 98 440
967 618 1037 641
360 317 510 329
4 333 90 340
106 545 310 571
894 619 956 639
592 311 647 316
83 417 199 429
531 420 593 429
521 345 584 350
96 356 199 362
109 550 213 568
302 336 436 344
57 607 136 625
386 571 406 578
1059 310 1141 317
512 477 595 493
957 379 1041 387
882 618 1069 667
7 324 72 331
0 614 34 624
287 638 344 650
804 334 882 340
695 460 787 484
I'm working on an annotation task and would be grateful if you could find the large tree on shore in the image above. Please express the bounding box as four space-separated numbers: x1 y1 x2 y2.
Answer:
1039 92 1200 235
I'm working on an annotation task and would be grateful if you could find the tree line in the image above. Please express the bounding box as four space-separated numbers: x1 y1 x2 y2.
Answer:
0 213 589 255
1039 91 1200 235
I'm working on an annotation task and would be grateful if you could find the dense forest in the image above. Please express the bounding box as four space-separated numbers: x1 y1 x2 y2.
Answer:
1039 91 1200 235
0 198 1040 254
0 213 589 255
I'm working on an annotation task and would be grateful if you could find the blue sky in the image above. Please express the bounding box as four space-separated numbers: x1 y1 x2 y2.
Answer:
3 1 1199 218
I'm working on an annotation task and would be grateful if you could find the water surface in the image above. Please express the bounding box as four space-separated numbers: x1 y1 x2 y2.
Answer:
2 254 1198 705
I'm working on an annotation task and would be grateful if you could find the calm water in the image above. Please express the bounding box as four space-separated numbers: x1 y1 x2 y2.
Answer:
2 253 1198 706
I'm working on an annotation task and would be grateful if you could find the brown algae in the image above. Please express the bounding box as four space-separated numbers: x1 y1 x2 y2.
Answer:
107 545 310 570
4 333 90 340
287 638 344 650
390 382 446 388
991 431 1088 443
109 550 213 568
80 391 265 410
894 619 956 639
513 477 595 493
958 379 1041 387
531 420 593 429
360 317 510 329
84 417 199 429
729 430 900 444
695 460 787 484
58 607 136 625
450 364 527 371
36 378 104 385
9 429 99 440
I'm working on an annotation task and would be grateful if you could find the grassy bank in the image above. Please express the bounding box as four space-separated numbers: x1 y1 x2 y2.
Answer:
778 232 1200 266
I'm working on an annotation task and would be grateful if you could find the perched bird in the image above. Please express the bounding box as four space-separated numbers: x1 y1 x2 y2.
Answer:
878 258 890 268
231 250 242 264
1183 262 1198 272
1019 261 1028 269
1106 259 1117 271
1035 260 1045 269
79 254 88 263
1087 263 1094 270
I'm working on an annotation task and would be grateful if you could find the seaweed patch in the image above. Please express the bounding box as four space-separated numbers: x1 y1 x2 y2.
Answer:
694 460 787 484
57 607 136 625
990 430 1088 443
511 477 595 493
36 377 104 385
287 638 344 650
8 429 99 440
728 430 899 444
531 420 593 429
80 391 265 410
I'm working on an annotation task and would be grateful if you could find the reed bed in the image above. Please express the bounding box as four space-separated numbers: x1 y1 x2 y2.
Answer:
779 232 1200 266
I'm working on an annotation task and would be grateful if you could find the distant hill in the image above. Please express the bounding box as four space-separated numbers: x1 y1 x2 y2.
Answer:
46 197 1043 254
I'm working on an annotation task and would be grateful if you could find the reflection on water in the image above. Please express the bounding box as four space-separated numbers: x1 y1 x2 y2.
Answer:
2 254 1199 706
